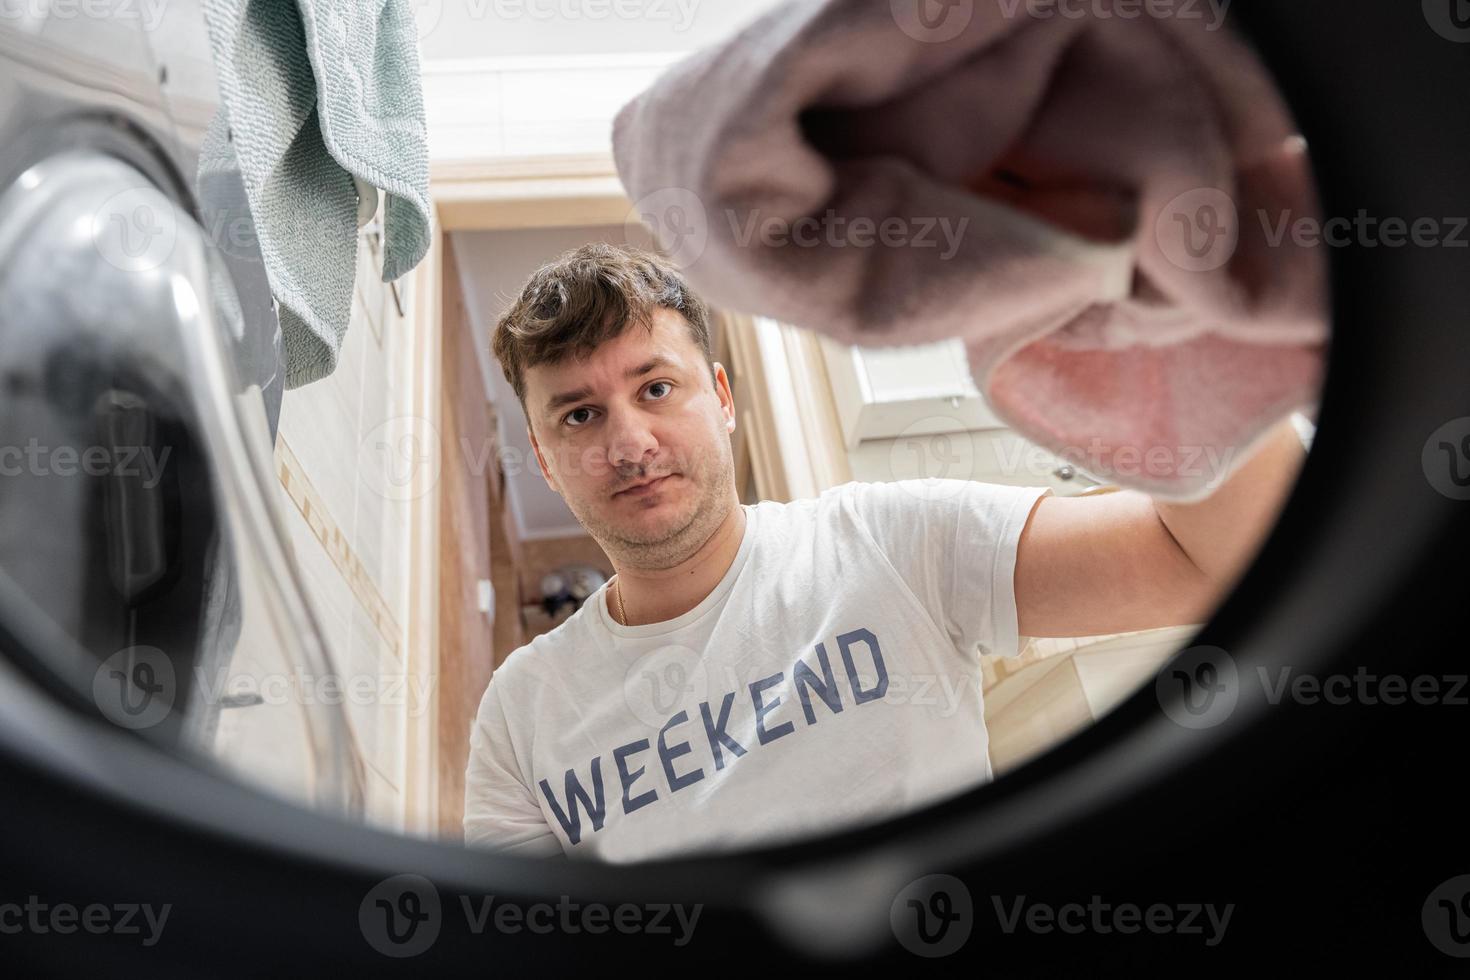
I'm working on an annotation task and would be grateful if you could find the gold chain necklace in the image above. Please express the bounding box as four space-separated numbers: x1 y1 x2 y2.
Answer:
614 577 628 626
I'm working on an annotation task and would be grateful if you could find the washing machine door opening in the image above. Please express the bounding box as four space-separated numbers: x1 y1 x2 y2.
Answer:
0 151 364 820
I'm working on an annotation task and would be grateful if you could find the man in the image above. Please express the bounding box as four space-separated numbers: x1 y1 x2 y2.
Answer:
464 242 1305 863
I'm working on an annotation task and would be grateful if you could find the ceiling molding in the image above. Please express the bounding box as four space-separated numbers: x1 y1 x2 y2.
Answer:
431 152 618 183
433 169 630 232
422 52 687 75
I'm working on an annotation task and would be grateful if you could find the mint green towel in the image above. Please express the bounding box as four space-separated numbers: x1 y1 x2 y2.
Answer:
200 0 431 388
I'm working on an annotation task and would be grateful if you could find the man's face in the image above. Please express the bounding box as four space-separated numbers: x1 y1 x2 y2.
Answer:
523 307 737 566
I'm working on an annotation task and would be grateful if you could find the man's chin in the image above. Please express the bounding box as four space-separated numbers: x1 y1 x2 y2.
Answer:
598 496 699 546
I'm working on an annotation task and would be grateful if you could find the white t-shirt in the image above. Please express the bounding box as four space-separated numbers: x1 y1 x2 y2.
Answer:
463 478 1052 864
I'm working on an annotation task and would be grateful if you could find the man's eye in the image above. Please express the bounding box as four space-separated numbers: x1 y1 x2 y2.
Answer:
564 383 671 427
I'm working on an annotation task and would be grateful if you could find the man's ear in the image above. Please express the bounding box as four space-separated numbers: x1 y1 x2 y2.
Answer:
713 361 736 433
527 423 560 495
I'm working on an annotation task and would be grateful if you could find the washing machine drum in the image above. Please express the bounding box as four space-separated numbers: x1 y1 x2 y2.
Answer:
0 151 361 812
1 4 1467 975
0 152 224 733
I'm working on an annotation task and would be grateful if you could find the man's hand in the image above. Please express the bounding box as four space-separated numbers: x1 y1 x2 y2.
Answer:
1013 418 1307 637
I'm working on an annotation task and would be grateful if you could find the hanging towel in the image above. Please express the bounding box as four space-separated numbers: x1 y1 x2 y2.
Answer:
199 0 432 389
611 0 1327 500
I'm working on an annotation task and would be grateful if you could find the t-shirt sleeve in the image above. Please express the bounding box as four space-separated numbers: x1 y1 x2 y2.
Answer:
463 674 565 858
843 478 1052 659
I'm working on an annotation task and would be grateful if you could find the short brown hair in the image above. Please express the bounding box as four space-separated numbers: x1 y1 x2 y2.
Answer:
492 242 714 415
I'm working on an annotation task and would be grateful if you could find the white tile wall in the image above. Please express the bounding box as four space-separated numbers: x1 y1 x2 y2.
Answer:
271 223 418 833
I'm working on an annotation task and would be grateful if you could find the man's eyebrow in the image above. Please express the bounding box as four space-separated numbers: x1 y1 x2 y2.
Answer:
542 354 679 416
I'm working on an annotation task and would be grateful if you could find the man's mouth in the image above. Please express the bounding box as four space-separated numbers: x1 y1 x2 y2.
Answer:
615 474 677 498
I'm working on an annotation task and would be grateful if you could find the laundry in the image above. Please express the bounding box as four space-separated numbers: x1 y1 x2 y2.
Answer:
538 627 891 846
199 0 432 388
611 0 1328 500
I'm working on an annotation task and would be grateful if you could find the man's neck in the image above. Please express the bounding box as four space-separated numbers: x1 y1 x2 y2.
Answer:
610 503 748 627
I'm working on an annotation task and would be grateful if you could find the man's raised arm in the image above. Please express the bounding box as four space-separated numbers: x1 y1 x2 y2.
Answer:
1013 418 1307 638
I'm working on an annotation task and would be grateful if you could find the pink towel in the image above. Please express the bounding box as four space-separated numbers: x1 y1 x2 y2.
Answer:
611 0 1327 500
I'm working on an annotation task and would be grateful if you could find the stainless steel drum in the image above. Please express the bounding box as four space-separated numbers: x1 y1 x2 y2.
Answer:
0 0 363 818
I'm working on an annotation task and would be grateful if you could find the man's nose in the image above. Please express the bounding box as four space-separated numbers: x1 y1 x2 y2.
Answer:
606 407 659 469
